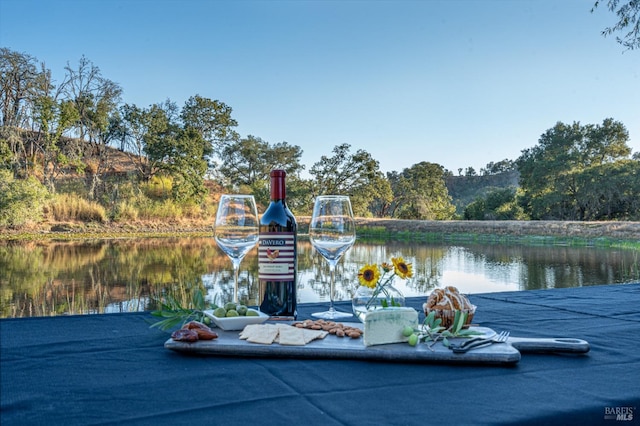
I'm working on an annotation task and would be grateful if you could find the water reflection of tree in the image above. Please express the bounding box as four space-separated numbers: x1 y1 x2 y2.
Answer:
302 241 357 302
345 242 444 294
461 244 639 291
1 238 637 318
1 238 221 317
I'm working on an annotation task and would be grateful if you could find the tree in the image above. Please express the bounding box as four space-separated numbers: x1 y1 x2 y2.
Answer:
0 49 51 175
480 159 515 176
463 187 526 220
63 56 122 143
389 162 456 220
593 1 640 50
218 135 304 186
308 144 390 217
0 48 40 128
144 100 181 181
572 160 640 220
140 101 214 204
113 102 174 181
216 135 306 208
32 96 80 191
61 56 122 199
180 95 238 168
167 128 210 203
516 119 634 219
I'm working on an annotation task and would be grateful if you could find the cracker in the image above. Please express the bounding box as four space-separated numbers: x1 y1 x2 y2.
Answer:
276 326 306 346
242 324 279 345
302 328 328 343
239 323 329 346
239 324 264 340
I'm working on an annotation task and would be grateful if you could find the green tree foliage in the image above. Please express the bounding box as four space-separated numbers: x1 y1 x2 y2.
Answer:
593 0 640 50
446 168 519 216
142 103 213 203
308 144 391 217
571 160 640 220
516 119 636 220
218 135 303 186
62 56 122 143
115 101 177 181
180 95 238 154
0 169 50 226
61 56 123 200
464 187 527 220
388 162 456 220
216 134 307 209
480 159 516 176
0 127 21 171
112 103 152 178
166 128 211 203
32 96 81 190
3 47 638 225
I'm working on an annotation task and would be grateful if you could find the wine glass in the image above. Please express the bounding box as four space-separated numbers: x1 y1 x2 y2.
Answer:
310 195 356 319
214 195 259 304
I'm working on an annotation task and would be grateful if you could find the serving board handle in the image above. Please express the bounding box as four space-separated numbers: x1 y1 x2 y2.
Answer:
508 337 590 354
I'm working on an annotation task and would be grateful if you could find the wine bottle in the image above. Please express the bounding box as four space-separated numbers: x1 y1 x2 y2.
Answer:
258 169 297 319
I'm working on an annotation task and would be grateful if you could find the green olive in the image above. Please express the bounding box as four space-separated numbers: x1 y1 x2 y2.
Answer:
224 302 237 311
245 309 259 317
213 307 227 318
408 334 419 346
226 309 239 317
402 326 414 337
236 305 248 316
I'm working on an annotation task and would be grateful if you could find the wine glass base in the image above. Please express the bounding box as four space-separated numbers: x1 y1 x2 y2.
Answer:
311 310 353 320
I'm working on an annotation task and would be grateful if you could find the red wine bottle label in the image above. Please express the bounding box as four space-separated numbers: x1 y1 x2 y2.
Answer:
258 232 295 280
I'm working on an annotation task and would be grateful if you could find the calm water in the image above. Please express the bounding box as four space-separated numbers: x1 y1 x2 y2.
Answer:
0 237 638 318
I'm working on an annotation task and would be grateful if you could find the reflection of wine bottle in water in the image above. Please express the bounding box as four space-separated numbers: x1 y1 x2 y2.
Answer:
259 169 297 319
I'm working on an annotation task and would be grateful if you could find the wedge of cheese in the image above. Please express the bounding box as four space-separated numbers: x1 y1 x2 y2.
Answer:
363 307 419 347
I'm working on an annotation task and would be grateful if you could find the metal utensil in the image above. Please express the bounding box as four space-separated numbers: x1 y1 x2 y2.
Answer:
450 331 510 354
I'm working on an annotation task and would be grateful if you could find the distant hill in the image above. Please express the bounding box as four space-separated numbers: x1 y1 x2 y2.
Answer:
445 170 520 215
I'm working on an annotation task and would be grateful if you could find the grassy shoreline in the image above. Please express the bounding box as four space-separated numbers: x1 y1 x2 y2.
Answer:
1 219 638 248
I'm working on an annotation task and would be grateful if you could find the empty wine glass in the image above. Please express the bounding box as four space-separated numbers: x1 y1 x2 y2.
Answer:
310 195 356 319
214 195 259 304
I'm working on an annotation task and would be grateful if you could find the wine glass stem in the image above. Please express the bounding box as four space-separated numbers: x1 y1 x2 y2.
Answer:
328 263 337 312
232 259 241 304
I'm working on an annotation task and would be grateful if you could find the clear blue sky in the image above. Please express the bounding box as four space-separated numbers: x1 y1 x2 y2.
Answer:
1 0 638 175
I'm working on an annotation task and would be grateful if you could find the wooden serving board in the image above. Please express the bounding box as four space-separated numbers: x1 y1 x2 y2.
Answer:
164 324 522 365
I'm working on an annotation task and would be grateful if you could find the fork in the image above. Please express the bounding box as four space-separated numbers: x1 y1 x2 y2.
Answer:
450 331 510 354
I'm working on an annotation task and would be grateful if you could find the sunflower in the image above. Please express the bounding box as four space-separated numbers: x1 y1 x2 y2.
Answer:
358 263 380 288
391 257 413 280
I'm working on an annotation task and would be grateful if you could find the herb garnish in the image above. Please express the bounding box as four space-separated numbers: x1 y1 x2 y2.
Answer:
404 310 482 350
149 289 215 332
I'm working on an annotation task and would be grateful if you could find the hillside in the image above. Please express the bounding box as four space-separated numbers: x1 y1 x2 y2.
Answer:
445 171 520 214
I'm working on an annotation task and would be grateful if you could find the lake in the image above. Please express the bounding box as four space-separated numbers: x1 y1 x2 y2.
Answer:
0 237 638 318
